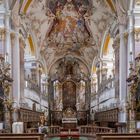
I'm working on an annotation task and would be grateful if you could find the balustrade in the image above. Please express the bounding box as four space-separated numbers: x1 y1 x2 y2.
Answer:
47 125 112 137
80 126 112 136
48 126 60 136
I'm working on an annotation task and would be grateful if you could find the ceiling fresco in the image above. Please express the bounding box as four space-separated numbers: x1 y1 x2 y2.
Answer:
46 0 92 56
47 0 90 15
23 0 115 70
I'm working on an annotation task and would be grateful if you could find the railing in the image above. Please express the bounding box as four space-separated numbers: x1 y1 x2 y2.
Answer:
47 125 113 137
80 126 112 136
48 126 60 136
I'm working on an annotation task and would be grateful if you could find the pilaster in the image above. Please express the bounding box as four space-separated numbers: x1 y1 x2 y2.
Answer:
113 38 120 99
19 37 25 103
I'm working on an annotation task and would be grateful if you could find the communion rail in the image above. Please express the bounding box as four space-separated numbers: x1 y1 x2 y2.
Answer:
48 125 112 137
80 126 112 136
48 126 60 137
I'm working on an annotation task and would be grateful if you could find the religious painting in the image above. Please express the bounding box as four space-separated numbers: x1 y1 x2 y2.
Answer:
53 80 63 111
76 80 86 111
62 81 76 110
47 0 90 15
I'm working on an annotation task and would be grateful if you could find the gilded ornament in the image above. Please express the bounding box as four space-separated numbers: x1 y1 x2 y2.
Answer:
136 0 140 5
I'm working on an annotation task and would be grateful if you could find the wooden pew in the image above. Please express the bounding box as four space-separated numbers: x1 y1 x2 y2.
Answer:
96 133 140 140
101 136 140 140
0 136 40 140
0 133 44 140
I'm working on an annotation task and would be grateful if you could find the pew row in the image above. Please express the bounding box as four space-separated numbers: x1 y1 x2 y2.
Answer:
96 133 140 140
101 136 140 140
0 133 44 140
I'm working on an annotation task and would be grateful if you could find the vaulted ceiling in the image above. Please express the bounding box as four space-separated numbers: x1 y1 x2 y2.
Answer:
19 0 117 72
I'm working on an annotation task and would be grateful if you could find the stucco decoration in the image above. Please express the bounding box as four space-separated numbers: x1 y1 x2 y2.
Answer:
115 0 129 25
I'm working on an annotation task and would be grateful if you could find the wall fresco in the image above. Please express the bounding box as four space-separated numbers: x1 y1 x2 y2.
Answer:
53 80 63 111
77 80 86 111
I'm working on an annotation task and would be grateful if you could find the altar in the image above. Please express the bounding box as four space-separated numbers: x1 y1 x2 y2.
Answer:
62 108 77 129
62 118 77 128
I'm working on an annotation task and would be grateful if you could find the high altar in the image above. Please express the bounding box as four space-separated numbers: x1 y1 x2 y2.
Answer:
48 57 91 126
62 108 77 128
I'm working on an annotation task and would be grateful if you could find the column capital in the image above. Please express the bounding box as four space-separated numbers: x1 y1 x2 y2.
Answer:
116 0 128 26
136 0 140 5
5 28 11 34
10 32 15 39
134 27 140 42
124 32 129 40
127 10 133 16
0 28 6 35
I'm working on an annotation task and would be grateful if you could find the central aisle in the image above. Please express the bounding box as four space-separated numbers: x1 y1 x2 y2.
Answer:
47 137 95 140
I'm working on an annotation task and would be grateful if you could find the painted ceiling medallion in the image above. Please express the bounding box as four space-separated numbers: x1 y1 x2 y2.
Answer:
46 0 92 50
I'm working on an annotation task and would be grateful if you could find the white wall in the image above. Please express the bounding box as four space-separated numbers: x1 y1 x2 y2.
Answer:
24 88 48 111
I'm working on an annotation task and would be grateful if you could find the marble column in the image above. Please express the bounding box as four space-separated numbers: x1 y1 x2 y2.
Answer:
127 0 135 133
119 24 127 106
19 38 25 103
5 17 11 63
4 0 11 64
116 0 128 132
11 32 20 108
127 0 135 75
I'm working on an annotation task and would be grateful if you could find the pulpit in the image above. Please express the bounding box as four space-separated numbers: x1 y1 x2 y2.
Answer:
62 108 77 129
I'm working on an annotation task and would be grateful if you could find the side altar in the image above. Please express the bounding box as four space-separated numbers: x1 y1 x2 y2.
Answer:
62 108 77 128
